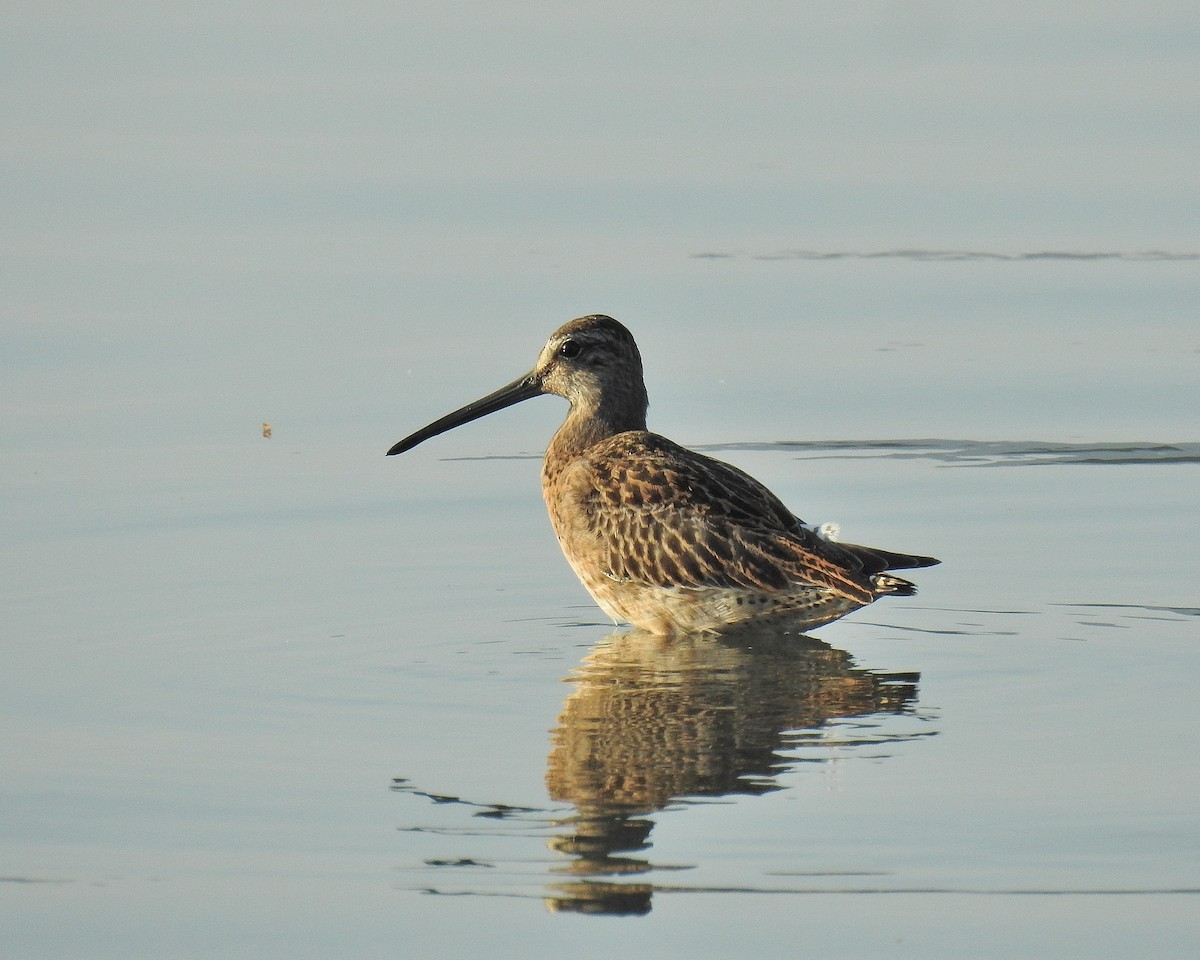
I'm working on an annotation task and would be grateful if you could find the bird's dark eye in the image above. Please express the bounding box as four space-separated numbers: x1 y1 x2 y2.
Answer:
559 339 582 359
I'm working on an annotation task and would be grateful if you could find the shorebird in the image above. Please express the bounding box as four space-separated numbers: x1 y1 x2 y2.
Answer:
388 315 938 634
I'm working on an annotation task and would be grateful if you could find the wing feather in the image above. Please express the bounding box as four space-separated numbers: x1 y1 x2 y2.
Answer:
559 432 876 603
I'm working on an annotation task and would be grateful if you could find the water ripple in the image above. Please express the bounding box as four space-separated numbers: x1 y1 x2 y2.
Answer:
691 249 1200 262
699 439 1200 467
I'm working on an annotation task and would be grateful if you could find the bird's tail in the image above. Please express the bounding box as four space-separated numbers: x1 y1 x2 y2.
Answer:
870 573 919 597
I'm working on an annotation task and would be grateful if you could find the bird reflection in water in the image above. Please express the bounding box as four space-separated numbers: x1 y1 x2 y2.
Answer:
543 624 930 915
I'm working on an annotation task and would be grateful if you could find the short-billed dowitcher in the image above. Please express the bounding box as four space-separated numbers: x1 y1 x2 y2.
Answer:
388 315 938 634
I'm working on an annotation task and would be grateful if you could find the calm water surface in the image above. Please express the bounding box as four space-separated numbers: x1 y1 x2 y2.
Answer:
4 3 1199 957
5 433 1198 956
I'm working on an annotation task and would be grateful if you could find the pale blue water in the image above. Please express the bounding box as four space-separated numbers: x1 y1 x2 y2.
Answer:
3 3 1199 958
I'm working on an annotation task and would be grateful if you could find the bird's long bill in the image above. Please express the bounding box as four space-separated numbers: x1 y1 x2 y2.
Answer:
386 372 542 456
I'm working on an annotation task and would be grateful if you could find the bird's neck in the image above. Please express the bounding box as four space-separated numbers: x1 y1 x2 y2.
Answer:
543 394 647 480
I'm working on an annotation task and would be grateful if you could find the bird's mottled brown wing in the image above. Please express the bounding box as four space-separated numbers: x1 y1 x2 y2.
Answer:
556 432 875 603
